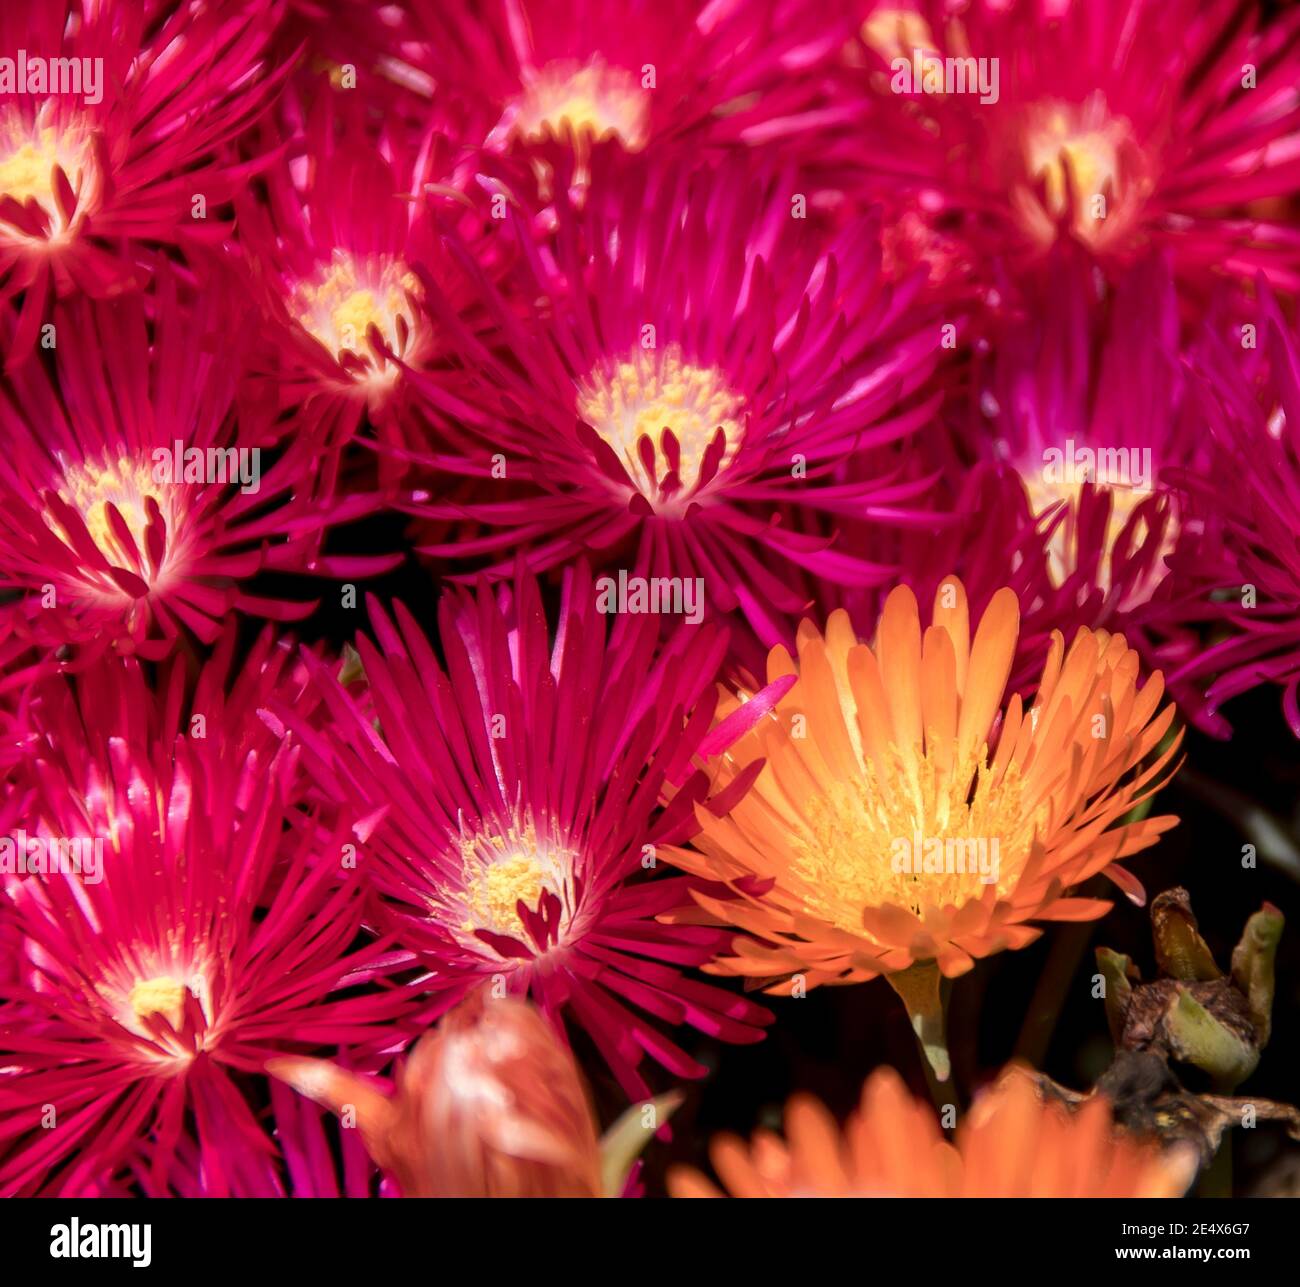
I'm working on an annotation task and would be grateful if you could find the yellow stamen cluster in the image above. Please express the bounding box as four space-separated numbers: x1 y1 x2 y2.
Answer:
108 966 213 1065
789 745 1039 928
1029 117 1119 216
456 825 575 942
576 344 745 500
511 58 650 151
1021 469 1174 602
861 10 938 65
294 252 421 376
49 456 176 588
1017 99 1147 250
128 976 188 1031
0 113 93 237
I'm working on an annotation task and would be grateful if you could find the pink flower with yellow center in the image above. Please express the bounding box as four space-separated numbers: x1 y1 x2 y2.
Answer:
233 84 505 469
0 0 290 364
968 250 1221 690
798 248 1234 733
844 0 1300 312
0 634 410 1197
271 564 778 1101
0 271 399 660
402 154 940 645
381 0 857 194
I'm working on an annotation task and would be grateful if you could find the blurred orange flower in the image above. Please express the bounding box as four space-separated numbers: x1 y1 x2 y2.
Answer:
666 577 1181 988
270 993 602 1197
669 1065 1197 1198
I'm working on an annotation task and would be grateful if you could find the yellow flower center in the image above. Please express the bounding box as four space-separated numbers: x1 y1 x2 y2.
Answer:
861 9 938 63
511 58 650 151
576 344 745 501
1022 469 1174 601
0 134 61 207
789 743 1043 927
108 965 213 1065
293 252 421 378
0 115 93 236
128 976 187 1031
1018 100 1146 250
1031 127 1117 216
457 827 575 943
49 456 179 591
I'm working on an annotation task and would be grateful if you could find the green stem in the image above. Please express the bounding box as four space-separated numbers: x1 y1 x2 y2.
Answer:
1014 879 1105 1067
887 960 952 1084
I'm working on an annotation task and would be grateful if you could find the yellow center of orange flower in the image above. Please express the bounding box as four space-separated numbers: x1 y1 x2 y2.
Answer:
293 252 422 381
457 827 575 944
789 747 1041 925
510 58 650 151
0 112 94 238
576 344 745 502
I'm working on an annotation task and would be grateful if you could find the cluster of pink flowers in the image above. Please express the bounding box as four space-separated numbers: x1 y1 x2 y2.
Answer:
0 0 1297 1198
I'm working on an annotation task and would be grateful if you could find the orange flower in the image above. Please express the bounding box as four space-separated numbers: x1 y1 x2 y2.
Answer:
666 578 1180 988
669 1065 1197 1198
270 993 603 1197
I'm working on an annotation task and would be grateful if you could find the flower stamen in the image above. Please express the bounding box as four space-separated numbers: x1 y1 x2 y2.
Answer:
509 58 650 151
576 343 745 505
293 252 422 382
454 825 577 946
0 112 94 240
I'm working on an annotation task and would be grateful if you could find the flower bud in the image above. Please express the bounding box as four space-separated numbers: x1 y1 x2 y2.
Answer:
271 992 603 1197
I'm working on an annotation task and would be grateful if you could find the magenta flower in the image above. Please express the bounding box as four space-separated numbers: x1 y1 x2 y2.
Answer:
0 0 289 364
117 1074 384 1197
401 154 941 644
0 630 410 1196
1172 285 1300 734
272 563 777 1101
379 0 856 194
233 81 506 469
0 269 399 661
796 249 1232 734
963 248 1226 704
843 0 1300 309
